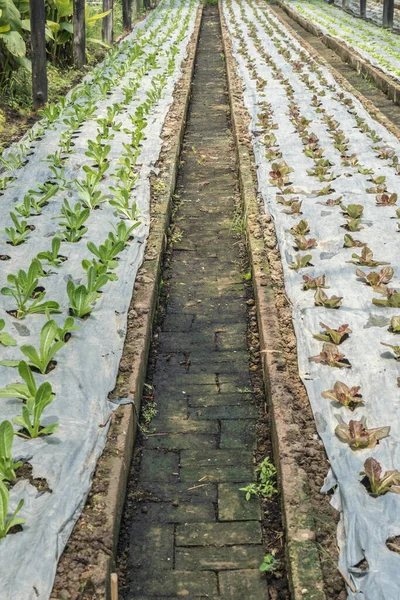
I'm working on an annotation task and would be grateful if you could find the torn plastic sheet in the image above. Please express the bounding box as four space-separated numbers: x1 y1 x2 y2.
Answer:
284 0 400 83
223 0 400 597
0 0 198 598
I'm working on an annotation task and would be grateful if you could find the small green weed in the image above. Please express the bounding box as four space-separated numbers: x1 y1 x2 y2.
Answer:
240 457 277 500
259 553 280 573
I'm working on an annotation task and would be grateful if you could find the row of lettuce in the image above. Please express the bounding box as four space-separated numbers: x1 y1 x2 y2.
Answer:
0 0 195 539
224 0 400 592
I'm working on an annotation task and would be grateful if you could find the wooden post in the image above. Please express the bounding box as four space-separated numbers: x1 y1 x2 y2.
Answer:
123 0 132 31
29 0 48 110
360 0 366 18
73 0 86 68
383 0 394 27
102 0 114 44
111 573 118 600
135 0 141 16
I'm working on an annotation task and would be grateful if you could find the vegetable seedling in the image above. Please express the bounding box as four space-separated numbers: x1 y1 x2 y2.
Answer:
309 343 351 368
20 320 65 374
4 213 32 246
259 554 280 574
314 288 342 309
37 238 67 268
313 322 351 344
0 361 38 403
348 247 389 268
322 381 362 408
13 382 58 439
0 421 22 482
0 320 16 347
361 458 400 496
302 274 328 290
336 417 390 450
67 280 99 319
0 481 24 538
1 259 60 319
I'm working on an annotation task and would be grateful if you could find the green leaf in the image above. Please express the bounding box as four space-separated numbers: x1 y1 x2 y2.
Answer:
0 30 26 57
0 421 13 461
0 332 16 346
0 360 20 368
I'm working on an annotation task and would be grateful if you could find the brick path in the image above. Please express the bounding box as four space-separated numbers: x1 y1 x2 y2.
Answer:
123 6 267 598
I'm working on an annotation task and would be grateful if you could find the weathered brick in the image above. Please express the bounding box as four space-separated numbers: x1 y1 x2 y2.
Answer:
145 481 217 502
147 417 219 434
188 392 253 407
175 545 264 571
176 521 262 547
143 433 218 450
219 569 268 598
127 570 218 597
133 501 216 524
140 449 179 484
220 419 257 449
189 404 257 419
218 483 261 521
180 449 254 468
180 465 253 483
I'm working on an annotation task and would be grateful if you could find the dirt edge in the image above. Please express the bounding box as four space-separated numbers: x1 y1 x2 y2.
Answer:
50 6 203 599
219 3 327 600
273 0 400 129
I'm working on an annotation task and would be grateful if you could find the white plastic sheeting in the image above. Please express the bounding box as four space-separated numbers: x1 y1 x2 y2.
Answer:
0 0 198 598
284 0 400 82
332 0 400 28
223 0 400 597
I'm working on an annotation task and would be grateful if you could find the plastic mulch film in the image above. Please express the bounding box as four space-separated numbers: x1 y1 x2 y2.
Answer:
0 1 198 598
223 0 400 597
284 0 400 82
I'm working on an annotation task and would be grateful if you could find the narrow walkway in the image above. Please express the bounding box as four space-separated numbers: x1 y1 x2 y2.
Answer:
120 6 267 599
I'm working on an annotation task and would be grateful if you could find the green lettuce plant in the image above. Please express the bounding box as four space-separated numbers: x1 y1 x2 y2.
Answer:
288 219 310 236
37 237 66 267
340 203 364 219
0 361 38 403
67 280 98 318
314 289 342 309
0 320 16 347
348 247 389 267
13 382 58 439
4 213 31 246
0 481 24 539
302 274 328 290
289 254 313 270
343 234 366 248
1 259 60 319
0 421 22 482
389 317 400 333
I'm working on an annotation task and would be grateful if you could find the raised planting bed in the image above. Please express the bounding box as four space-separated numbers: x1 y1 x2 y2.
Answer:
0 0 199 597
281 0 400 84
223 0 400 597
